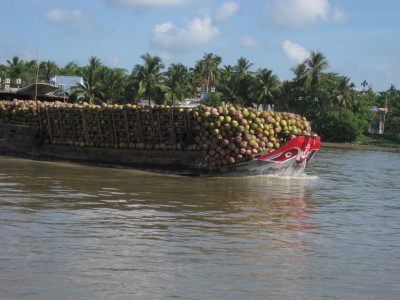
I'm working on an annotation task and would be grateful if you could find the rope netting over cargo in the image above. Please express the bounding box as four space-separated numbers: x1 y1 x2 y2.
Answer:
0 99 313 167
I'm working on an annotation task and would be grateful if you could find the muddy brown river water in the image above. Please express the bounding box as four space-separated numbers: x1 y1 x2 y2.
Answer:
1 147 399 299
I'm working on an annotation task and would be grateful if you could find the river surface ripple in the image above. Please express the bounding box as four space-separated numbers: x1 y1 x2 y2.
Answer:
0 147 399 300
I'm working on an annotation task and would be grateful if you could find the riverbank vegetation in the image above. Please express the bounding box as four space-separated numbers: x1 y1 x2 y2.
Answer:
1 52 399 145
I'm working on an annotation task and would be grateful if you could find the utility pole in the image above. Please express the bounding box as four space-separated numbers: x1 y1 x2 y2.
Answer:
35 54 40 104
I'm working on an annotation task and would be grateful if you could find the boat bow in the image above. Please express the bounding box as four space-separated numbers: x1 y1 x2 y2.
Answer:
255 135 321 163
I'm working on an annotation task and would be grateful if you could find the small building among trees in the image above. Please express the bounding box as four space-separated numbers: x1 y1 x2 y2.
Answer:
369 106 388 134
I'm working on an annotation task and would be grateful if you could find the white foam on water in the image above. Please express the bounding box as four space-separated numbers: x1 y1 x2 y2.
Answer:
253 173 319 181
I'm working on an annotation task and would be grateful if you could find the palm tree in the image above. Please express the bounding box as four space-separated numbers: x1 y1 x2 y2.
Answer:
6 56 24 78
253 68 280 110
75 56 103 104
164 63 189 105
0 65 7 83
221 65 235 78
331 76 355 109
291 62 307 92
39 60 59 82
97 67 128 104
19 60 38 85
195 53 222 92
219 65 242 105
235 57 253 77
132 53 165 105
6 56 24 67
303 51 329 91
361 79 369 90
276 80 294 111
61 61 82 76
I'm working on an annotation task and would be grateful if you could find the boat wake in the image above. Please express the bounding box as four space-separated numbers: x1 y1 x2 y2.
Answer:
254 173 319 181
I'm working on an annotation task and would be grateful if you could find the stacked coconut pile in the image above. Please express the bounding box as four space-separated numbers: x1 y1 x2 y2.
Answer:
190 105 311 167
0 99 312 167
0 99 40 126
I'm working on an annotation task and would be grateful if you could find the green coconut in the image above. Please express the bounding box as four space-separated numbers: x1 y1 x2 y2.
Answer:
231 120 239 127
203 111 210 118
248 112 256 120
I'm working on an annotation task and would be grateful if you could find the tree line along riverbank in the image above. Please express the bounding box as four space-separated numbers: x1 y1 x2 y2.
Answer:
1 51 399 145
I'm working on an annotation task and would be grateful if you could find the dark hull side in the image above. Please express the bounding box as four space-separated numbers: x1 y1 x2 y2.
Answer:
0 124 317 177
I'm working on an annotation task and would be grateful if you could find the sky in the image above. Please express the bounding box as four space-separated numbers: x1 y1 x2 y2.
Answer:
1 0 399 92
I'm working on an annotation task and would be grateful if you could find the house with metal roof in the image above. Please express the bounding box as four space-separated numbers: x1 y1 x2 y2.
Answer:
49 76 84 94
369 106 388 134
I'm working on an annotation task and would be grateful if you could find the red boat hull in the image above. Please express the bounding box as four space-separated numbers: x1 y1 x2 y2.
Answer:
208 135 320 176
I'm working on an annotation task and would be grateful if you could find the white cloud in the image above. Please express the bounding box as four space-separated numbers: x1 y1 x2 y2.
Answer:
240 36 262 48
106 55 121 66
383 70 396 79
104 0 186 8
264 0 346 28
44 9 95 31
282 40 309 63
159 53 174 62
214 2 239 22
151 16 219 52
331 7 348 23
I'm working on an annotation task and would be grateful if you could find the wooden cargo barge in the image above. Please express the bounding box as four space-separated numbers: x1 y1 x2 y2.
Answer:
0 101 320 176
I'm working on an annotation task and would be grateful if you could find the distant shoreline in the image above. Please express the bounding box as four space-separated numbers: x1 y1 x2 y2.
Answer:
321 142 400 152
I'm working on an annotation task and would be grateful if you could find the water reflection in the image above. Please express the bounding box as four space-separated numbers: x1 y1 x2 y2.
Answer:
0 155 318 232
1 155 322 299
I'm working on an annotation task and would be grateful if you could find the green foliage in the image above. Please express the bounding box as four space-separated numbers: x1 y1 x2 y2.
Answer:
72 56 103 104
39 60 59 82
218 68 256 106
291 51 329 93
131 53 165 105
235 57 253 77
252 68 280 110
202 93 223 107
356 134 400 148
195 53 221 93
385 115 400 142
163 63 190 105
376 85 400 142
61 61 82 76
1 51 400 146
96 67 128 104
311 108 370 142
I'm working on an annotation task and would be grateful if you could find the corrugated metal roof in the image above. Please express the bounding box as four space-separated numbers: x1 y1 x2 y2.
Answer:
16 83 59 96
